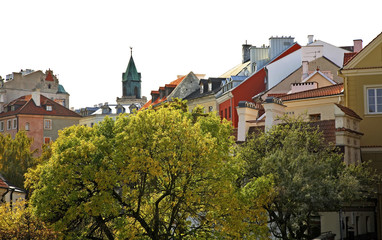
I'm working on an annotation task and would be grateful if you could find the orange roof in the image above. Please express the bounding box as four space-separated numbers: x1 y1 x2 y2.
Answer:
141 75 187 110
45 70 54 81
280 84 343 101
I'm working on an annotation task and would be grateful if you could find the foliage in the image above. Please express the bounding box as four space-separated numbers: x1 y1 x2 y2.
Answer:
238 116 379 240
0 131 37 189
0 200 59 239
28 100 274 239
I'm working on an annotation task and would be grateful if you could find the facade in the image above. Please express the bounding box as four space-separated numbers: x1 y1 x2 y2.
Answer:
0 93 81 154
0 69 70 111
339 32 382 237
184 78 224 113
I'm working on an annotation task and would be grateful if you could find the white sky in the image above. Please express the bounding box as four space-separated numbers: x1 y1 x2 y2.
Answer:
1 0 381 109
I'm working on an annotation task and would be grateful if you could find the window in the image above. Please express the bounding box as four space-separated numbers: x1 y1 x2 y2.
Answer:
0 121 3 131
209 106 213 112
225 109 227 119
309 114 321 121
25 122 30 131
229 106 232 119
44 137 51 144
208 82 212 92
7 120 11 130
220 110 223 119
200 84 204 94
367 88 382 113
46 105 52 111
44 119 52 130
12 118 17 129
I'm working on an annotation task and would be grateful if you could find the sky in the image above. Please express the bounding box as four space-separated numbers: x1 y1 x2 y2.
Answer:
0 0 381 109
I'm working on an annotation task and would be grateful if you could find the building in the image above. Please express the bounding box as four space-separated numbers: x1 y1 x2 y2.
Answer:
116 48 147 105
339 31 382 237
78 48 146 126
141 72 204 109
0 69 70 111
217 36 302 128
184 77 224 113
0 92 81 154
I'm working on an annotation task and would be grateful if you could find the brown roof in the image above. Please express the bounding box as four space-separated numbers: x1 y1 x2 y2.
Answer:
343 52 358 66
0 95 81 118
335 104 362 120
280 84 343 101
310 120 336 144
0 178 8 189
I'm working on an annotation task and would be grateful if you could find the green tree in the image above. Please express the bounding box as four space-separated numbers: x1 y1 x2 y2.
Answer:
238 116 378 240
28 100 273 239
0 200 59 239
0 131 37 189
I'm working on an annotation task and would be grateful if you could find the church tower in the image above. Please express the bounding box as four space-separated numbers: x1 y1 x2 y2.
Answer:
117 48 147 105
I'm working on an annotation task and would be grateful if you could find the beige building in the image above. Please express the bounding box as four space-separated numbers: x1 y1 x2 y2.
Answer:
0 69 70 111
184 78 224 113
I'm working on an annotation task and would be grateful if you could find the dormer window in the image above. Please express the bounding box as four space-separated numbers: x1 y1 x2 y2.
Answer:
208 82 212 92
46 105 52 111
200 84 204 94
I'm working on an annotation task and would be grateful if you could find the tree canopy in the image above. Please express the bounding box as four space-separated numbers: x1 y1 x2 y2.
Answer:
0 131 37 189
28 100 273 239
238 116 378 240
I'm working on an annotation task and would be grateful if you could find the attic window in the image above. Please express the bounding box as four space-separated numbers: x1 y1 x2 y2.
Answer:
208 82 212 92
48 84 51 89
46 105 52 111
200 84 204 94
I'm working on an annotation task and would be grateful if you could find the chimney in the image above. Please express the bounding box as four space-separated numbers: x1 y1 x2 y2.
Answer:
236 101 259 142
308 35 314 44
263 97 286 132
302 61 309 80
32 89 41 106
353 39 363 53
242 41 252 63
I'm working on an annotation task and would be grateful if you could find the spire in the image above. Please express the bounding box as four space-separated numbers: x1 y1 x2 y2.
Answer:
123 48 141 82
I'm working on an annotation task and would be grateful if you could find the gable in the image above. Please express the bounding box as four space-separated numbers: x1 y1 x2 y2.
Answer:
345 32 382 69
168 72 200 100
304 72 335 88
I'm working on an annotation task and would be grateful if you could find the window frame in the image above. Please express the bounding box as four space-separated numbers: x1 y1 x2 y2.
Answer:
44 119 52 130
7 119 12 130
44 137 51 144
365 85 382 114
0 121 3 131
12 118 17 129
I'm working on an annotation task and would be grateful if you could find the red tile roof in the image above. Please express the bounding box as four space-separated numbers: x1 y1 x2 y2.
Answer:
0 178 8 189
141 75 187 110
343 52 358 66
45 70 54 81
335 104 362 120
0 95 81 118
280 84 343 101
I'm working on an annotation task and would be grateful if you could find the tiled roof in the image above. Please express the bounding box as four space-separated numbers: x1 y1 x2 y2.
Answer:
343 52 358 66
0 177 8 189
335 104 362 120
142 75 187 110
0 95 81 118
280 84 343 101
311 120 336 144
45 70 54 81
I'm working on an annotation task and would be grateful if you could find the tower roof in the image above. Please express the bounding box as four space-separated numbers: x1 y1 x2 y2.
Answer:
123 50 141 82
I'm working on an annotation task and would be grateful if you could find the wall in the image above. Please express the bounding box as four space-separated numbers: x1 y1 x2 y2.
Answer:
187 95 218 114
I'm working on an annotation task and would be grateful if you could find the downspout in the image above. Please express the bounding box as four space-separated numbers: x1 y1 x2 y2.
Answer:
339 209 343 240
9 187 15 210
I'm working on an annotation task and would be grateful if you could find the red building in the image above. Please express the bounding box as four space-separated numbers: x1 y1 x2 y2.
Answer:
217 42 301 128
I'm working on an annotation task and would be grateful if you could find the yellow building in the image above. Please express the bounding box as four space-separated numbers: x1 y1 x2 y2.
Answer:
339 32 382 170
